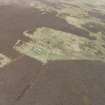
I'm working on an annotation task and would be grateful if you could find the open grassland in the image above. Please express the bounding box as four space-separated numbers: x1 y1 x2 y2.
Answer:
13 0 105 64
14 27 105 63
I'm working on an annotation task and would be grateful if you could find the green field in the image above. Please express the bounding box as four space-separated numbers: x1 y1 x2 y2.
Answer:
14 27 105 63
13 0 105 64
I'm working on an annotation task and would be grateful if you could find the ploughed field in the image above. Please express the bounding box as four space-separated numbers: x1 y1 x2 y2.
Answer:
0 0 105 105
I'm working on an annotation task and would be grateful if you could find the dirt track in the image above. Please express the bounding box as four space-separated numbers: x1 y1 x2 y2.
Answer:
0 5 105 105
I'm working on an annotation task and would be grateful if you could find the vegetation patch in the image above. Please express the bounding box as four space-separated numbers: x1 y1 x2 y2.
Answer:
0 53 11 68
32 0 105 34
14 27 105 64
13 0 105 64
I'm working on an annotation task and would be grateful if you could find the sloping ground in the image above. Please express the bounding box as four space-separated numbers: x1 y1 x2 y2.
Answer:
0 5 90 67
0 1 105 105
0 56 43 105
0 49 105 105
16 61 105 105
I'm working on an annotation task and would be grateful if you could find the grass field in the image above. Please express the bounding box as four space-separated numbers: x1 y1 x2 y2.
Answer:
12 0 105 64
14 27 105 63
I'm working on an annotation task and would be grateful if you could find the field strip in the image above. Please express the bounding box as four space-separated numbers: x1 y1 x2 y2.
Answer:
0 48 25 68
